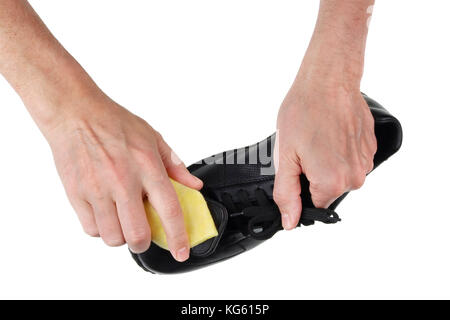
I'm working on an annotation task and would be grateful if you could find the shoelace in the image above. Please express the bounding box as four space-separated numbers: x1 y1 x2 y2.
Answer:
221 188 341 240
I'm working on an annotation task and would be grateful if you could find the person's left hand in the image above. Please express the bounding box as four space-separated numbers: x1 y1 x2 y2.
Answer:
274 76 377 230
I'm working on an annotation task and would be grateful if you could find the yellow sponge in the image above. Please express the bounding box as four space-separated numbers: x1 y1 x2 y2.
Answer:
144 179 218 250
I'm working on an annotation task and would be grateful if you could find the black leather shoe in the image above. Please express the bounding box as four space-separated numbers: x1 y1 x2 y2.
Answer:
131 93 403 274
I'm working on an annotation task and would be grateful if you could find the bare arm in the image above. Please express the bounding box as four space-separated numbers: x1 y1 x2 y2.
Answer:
0 0 202 261
274 0 376 229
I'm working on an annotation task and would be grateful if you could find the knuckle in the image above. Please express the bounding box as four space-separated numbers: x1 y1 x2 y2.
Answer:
113 176 134 200
371 142 378 156
326 173 347 198
100 163 136 200
86 180 107 201
167 230 189 252
273 189 289 207
309 170 347 205
83 226 99 237
366 112 375 126
144 149 161 166
147 172 166 185
310 187 329 208
328 186 343 200
130 146 149 163
153 130 163 141
166 235 189 254
166 231 188 247
311 196 327 208
162 201 182 220
366 160 375 173
64 183 80 200
274 194 290 210
127 228 150 248
272 181 295 206
328 186 344 200
103 235 125 247
351 172 366 189
369 161 375 171
132 146 160 169
109 163 128 183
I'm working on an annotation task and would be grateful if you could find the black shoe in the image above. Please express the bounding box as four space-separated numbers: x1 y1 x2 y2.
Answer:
131 93 403 274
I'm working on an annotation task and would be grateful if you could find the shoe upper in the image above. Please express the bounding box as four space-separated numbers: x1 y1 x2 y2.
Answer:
132 93 403 274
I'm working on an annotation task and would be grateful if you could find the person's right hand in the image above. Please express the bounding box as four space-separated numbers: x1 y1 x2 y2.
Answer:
44 94 202 262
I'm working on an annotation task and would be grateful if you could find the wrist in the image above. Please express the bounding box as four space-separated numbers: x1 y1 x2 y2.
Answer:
296 38 364 91
18 55 108 137
0 0 109 138
287 44 364 103
292 0 373 91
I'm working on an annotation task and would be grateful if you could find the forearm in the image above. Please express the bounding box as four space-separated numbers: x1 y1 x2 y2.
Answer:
0 0 102 134
297 0 374 88
276 1 377 224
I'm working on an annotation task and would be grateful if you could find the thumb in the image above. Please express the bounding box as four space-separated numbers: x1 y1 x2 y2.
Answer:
157 135 203 190
273 151 302 230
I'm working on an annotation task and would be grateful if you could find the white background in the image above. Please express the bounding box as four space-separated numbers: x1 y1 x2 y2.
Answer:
0 0 448 299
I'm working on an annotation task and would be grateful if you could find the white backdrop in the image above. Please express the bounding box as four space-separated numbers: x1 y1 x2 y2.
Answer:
0 0 449 299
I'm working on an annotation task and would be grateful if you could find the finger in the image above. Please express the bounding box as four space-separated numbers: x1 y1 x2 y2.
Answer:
364 112 377 153
360 149 374 174
361 132 376 173
115 191 152 254
273 152 302 230
310 172 346 209
157 136 203 190
91 199 125 247
143 164 190 262
70 197 99 237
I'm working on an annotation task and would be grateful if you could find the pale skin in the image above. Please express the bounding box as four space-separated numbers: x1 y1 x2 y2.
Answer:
274 0 377 229
0 1 376 258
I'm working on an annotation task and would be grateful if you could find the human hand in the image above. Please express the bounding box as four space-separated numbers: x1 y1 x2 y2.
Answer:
274 78 376 230
273 0 376 230
0 0 204 261
46 95 202 261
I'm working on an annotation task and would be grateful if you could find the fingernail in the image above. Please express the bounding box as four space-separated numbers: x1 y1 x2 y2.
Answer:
175 246 189 262
282 213 291 230
193 176 203 185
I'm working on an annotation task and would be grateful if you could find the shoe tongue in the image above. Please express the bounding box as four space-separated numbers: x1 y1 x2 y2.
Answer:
190 198 229 258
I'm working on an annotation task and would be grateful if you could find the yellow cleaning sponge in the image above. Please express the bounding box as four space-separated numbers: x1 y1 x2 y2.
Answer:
144 179 218 250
